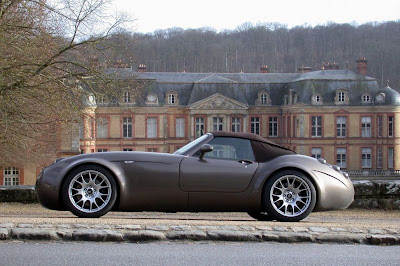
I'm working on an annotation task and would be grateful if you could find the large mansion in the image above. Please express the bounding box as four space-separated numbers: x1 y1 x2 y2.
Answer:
2 57 400 186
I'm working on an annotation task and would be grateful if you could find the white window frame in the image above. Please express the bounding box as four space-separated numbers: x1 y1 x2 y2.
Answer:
311 116 322 137
195 117 205 138
260 94 267 104
123 91 131 103
123 117 132 138
336 116 346 137
3 167 20 186
311 148 322 159
147 117 157 138
176 118 185 138
231 117 241 132
362 93 371 103
213 117 223 131
251 117 260 135
269 117 278 137
378 116 383 137
96 117 108 138
361 117 371 137
377 147 383 169
336 148 347 168
168 94 175 104
338 91 345 102
388 147 394 169
388 116 394 137
361 148 372 168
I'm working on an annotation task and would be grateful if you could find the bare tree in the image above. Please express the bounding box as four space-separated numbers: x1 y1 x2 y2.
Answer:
0 0 134 167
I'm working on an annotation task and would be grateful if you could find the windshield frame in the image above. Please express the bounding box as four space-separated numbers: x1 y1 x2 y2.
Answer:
173 134 211 156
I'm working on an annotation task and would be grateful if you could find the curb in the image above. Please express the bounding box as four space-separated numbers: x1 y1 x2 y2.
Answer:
1 223 399 245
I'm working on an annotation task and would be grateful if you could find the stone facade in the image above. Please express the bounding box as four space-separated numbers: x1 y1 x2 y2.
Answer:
2 58 400 185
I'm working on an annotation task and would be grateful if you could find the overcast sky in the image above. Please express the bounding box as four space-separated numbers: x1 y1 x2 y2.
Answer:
114 0 399 33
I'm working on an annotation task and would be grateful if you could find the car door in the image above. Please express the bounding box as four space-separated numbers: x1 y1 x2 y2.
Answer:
179 137 258 193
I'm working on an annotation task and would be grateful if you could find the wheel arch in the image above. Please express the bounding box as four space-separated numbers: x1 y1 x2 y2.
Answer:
260 166 321 210
59 162 122 210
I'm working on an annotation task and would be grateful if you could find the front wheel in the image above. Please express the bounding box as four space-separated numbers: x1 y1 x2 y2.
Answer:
61 165 117 218
263 170 316 222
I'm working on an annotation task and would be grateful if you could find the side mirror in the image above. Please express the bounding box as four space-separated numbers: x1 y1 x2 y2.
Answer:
199 144 213 159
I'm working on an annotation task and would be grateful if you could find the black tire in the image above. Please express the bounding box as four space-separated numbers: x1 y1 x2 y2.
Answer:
61 165 117 218
247 211 274 221
263 170 316 222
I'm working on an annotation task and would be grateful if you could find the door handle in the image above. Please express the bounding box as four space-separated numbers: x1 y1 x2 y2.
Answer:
238 159 254 165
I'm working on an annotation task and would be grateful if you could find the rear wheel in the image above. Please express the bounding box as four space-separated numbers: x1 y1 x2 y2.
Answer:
61 165 117 218
247 211 273 221
263 170 316 222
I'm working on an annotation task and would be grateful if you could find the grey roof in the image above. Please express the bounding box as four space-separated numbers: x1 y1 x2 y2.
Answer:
100 68 397 107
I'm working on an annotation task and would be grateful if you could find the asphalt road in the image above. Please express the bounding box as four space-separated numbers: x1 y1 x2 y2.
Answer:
0 241 399 266
1 203 400 230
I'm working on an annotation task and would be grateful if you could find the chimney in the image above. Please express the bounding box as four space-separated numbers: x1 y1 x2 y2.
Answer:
260 65 269 73
356 57 368 75
298 66 312 73
138 64 147 72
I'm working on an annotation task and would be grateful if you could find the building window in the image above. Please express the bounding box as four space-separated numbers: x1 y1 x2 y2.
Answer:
231 117 241 132
338 91 345 102
3 167 19 186
336 148 347 168
195 117 205 138
311 93 322 105
375 92 385 103
269 117 278 137
388 147 394 169
361 117 371 137
96 117 108 138
123 117 132 138
147 148 158 152
361 148 372 168
97 94 105 104
213 117 223 131
377 147 383 169
377 116 383 137
260 94 267 104
147 117 157 138
311 148 322 159
362 93 371 103
250 117 260 135
97 149 108 152
336 116 346 137
176 118 185 138
168 94 175 104
123 91 131 103
388 116 394 137
123 148 133 151
311 116 322 137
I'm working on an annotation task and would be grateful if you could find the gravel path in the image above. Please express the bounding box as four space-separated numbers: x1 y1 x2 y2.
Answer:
1 203 399 230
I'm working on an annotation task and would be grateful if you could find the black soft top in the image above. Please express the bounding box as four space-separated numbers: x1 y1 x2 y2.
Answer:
210 131 295 162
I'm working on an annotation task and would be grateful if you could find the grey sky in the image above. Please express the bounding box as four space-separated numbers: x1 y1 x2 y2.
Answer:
115 0 399 33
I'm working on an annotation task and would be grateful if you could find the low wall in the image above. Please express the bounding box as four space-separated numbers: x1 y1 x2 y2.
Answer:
1 181 400 209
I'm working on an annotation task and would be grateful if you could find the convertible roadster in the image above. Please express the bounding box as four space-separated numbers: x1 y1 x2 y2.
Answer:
36 132 354 222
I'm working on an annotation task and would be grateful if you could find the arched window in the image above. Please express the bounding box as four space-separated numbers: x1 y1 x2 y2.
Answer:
260 94 267 104
311 93 322 105
165 91 178 105
335 89 349 105
338 91 345 102
257 91 270 105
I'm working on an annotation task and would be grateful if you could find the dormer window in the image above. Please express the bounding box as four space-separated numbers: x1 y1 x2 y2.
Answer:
166 91 178 105
335 89 349 105
168 94 175 104
362 93 371 104
123 91 131 103
338 92 345 102
311 93 322 105
96 94 105 104
261 94 267 104
256 91 271 105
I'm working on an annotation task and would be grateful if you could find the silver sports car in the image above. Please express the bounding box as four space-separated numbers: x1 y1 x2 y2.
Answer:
36 132 354 222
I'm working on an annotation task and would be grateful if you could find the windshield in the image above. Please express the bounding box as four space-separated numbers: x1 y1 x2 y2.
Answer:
173 134 209 155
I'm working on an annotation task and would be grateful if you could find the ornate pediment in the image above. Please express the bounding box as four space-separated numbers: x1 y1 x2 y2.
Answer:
189 93 248 110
